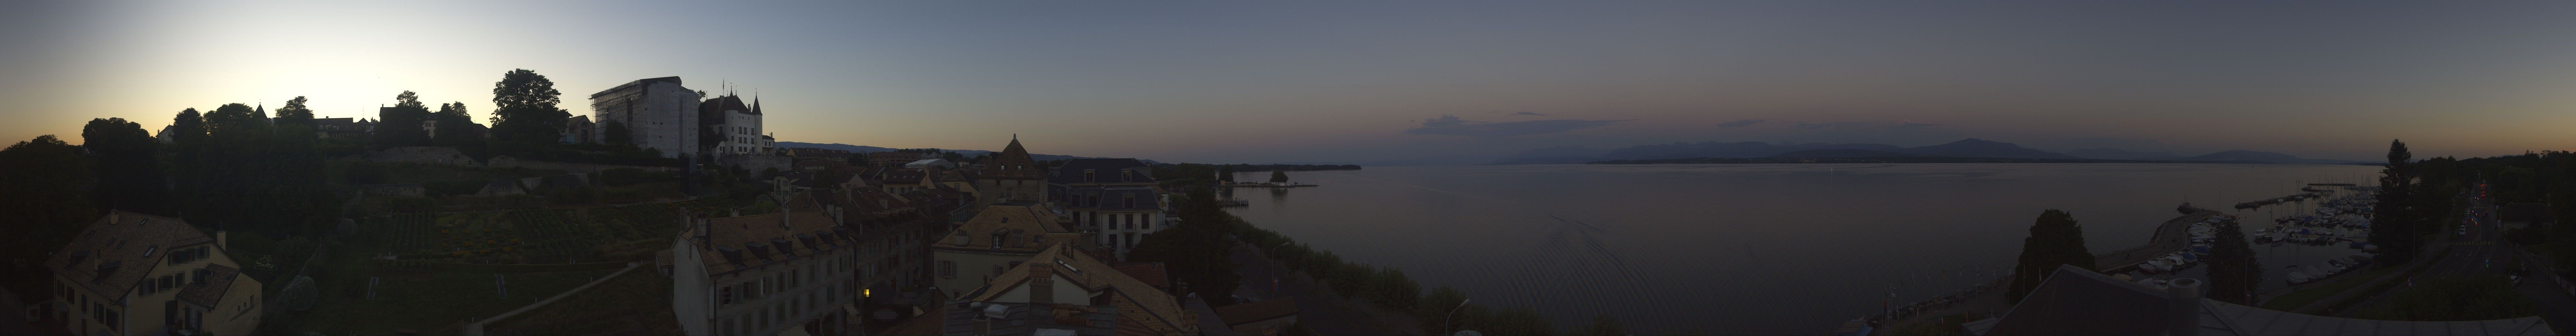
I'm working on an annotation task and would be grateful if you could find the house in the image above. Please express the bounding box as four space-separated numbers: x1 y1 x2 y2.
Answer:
1050 158 1168 260
867 152 925 169
957 243 1202 335
562 115 597 144
1966 264 2552 335
44 211 264 336
785 188 957 327
1211 298 1298 335
930 204 1084 299
976 137 1050 206
937 301 1119 335
668 211 862 336
421 118 488 139
591 76 701 158
312 117 374 140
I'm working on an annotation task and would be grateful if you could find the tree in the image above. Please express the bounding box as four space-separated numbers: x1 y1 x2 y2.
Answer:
2373 139 2419 264
489 69 568 144
2204 216 2262 304
81 118 168 214
272 96 315 126
1218 164 1235 183
2006 209 2093 303
601 119 633 146
376 91 431 147
1269 170 1289 183
0 135 97 292
432 101 477 141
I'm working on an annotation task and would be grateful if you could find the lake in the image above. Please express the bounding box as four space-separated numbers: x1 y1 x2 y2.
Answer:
1222 163 2386 335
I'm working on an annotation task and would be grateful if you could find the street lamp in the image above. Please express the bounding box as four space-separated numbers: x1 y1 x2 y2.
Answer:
1444 298 1472 335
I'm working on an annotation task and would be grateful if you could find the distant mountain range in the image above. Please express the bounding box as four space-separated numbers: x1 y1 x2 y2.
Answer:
1494 139 2369 164
775 141 1147 163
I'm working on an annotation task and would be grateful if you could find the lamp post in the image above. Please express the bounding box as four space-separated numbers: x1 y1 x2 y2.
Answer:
1444 298 1472 335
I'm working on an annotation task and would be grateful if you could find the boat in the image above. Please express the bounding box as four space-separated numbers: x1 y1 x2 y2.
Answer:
2287 270 2314 284
2177 253 2200 262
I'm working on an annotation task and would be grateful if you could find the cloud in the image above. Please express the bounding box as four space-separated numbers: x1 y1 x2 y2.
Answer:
1509 112 1549 116
1403 115 1632 137
1717 119 1767 128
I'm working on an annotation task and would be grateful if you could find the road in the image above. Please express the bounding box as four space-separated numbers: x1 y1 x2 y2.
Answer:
2336 183 2508 317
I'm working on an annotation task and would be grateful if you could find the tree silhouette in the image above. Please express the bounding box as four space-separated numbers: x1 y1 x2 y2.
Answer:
376 91 431 147
2205 217 2262 304
0 135 96 284
272 96 315 126
489 69 568 144
81 117 168 214
1269 170 1289 183
2007 209 2093 303
2372 139 2417 264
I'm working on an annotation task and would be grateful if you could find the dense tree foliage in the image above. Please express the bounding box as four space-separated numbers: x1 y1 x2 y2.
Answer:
432 101 476 141
176 103 332 236
2204 217 2262 304
1217 164 1234 183
489 69 568 144
82 117 169 214
376 91 431 147
0 135 96 294
1269 170 1289 183
273 96 315 126
2007 209 2093 303
1127 187 1244 305
601 119 632 145
2373 140 2422 264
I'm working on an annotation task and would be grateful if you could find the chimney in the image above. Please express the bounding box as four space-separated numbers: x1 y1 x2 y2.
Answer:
107 211 119 225
697 216 713 252
1030 264 1055 305
215 230 228 252
782 211 794 231
2167 278 2204 336
731 206 743 218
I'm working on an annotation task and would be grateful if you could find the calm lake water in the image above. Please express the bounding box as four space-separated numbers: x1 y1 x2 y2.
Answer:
1223 163 2386 335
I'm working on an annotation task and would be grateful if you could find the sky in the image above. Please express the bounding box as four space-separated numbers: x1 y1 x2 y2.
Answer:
8 1 2576 165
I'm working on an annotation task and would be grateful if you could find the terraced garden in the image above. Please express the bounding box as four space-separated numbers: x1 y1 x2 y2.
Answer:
370 200 705 264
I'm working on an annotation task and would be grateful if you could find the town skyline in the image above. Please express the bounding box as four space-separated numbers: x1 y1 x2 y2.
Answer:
14 1 2576 165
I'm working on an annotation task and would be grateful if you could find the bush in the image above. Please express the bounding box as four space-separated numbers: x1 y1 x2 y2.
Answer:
1369 268 1421 309
425 180 488 197
596 168 666 186
346 162 391 185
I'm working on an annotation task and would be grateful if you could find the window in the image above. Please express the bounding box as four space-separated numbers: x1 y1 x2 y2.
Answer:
721 286 734 304
939 261 956 278
1145 217 1154 230
1123 195 1135 209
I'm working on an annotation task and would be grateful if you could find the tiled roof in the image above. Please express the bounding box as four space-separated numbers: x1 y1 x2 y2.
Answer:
685 211 847 276
933 205 1079 254
1048 159 1157 185
1211 298 1298 326
939 301 1119 335
175 263 241 308
982 138 1045 180
44 211 217 302
971 244 1198 336
1110 262 1169 290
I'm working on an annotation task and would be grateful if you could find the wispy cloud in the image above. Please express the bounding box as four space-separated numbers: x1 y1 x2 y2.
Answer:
1403 115 1633 137
1717 119 1767 128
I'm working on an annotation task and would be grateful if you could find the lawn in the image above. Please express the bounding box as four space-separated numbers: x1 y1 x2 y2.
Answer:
479 267 683 335
2257 265 2404 311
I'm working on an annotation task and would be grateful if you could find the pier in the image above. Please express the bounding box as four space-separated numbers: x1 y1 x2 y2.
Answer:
2097 204 2223 274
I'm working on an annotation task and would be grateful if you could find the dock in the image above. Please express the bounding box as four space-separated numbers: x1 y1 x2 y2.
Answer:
2097 204 2223 274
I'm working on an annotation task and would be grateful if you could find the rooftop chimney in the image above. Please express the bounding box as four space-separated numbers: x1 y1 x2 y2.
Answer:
1030 264 1055 304
731 206 743 218
2168 278 2204 336
215 230 228 252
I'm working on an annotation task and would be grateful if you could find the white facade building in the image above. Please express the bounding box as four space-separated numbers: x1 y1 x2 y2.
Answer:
591 76 701 158
670 211 859 336
699 95 770 158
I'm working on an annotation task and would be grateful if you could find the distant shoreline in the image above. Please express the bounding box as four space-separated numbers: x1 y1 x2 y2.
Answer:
1582 157 2386 165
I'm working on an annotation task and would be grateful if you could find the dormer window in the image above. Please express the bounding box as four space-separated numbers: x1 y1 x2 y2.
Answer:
1122 170 1133 182
1083 169 1096 183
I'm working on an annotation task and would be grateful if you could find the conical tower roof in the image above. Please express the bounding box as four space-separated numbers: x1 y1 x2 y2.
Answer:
986 136 1041 179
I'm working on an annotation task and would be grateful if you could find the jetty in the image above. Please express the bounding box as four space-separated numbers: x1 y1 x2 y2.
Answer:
2307 183 2358 186
1217 182 1318 188
2097 204 2224 274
